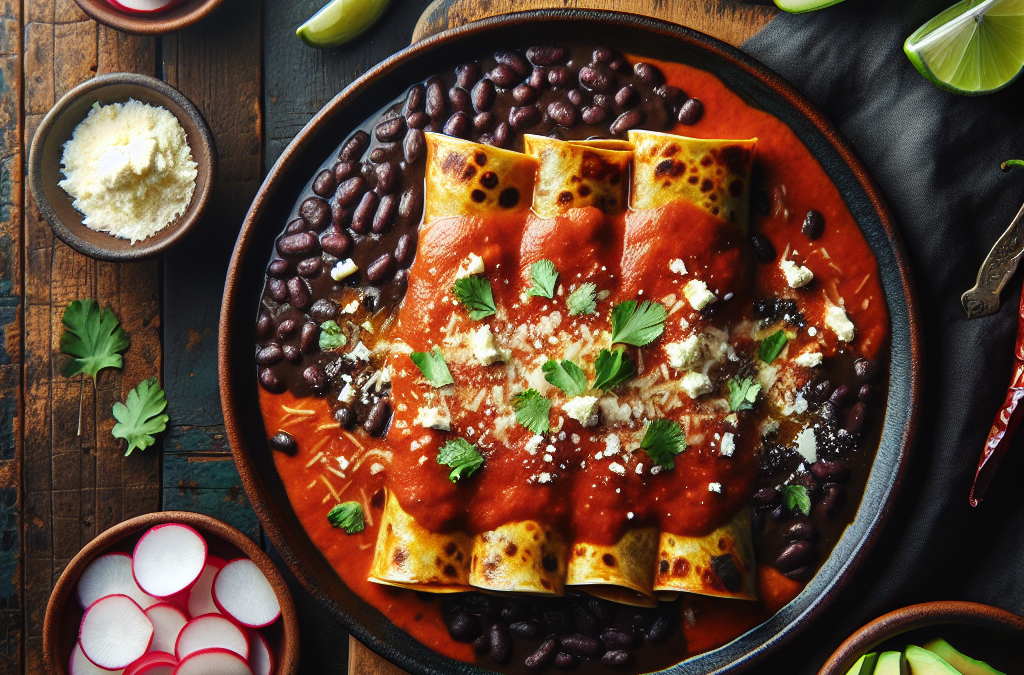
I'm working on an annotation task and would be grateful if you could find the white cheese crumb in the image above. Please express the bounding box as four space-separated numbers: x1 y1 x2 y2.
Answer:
780 259 814 288
604 434 621 456
794 426 818 463
679 371 713 398
369 462 385 475
413 406 450 431
683 279 717 311
455 253 485 279
808 326 818 337
571 433 580 444
347 341 371 361
720 432 735 458
341 299 360 314
331 258 359 281
669 258 688 275
337 456 350 471
651 465 662 476
598 397 632 425
708 482 722 493
338 382 357 404
795 351 824 368
525 435 544 455
360 321 374 333
470 325 511 365
608 462 626 476
782 392 810 417
665 334 702 371
563 396 599 427
418 455 428 465
627 511 634 519
825 304 856 342
635 463 644 475
537 472 552 484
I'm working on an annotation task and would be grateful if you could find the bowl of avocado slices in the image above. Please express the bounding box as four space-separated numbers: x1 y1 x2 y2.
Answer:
820 601 1024 675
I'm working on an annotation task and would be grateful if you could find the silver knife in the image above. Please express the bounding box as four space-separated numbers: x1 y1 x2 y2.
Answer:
962 201 1024 319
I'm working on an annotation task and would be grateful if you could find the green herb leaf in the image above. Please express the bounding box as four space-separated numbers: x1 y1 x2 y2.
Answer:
592 348 637 391
641 419 687 469
758 331 788 363
111 377 168 456
610 300 668 347
60 299 130 381
319 320 348 351
542 359 588 397
512 389 552 435
727 377 761 412
566 283 598 316
1002 159 1024 171
327 501 365 534
526 259 559 299
781 485 811 516
453 276 497 320
410 347 455 387
437 437 485 483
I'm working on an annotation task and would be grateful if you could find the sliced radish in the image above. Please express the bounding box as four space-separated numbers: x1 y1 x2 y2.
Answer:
71 642 125 675
175 614 249 662
187 556 226 618
78 553 158 610
106 0 183 14
133 524 208 598
79 594 154 670
145 603 188 654
172 648 253 675
124 651 177 675
212 559 280 628
247 631 274 675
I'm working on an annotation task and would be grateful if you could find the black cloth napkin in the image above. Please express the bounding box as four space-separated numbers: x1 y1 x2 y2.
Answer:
741 1 1024 671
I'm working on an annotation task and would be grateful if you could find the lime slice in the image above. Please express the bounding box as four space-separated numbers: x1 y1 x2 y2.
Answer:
774 0 846 12
905 0 1024 95
296 0 392 49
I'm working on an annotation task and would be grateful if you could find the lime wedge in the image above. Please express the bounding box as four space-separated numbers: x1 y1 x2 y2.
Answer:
905 0 1024 95
774 0 846 12
296 0 392 49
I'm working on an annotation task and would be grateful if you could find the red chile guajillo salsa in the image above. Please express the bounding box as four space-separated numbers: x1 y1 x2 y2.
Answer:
254 45 890 673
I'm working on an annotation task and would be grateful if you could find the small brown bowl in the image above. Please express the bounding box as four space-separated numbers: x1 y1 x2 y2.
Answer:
72 0 225 35
819 601 1024 675
29 72 215 262
43 511 299 675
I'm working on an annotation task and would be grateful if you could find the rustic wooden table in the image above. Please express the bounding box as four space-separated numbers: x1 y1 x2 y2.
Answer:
1 1 776 673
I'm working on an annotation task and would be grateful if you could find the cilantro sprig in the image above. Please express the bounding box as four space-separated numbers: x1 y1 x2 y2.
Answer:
437 438 485 482
410 347 455 387
319 320 348 351
543 359 588 397
727 377 761 412
112 377 169 456
526 259 558 299
781 485 811 516
512 389 551 435
758 331 788 363
453 275 497 320
567 283 598 316
60 299 131 380
611 300 667 347
327 501 366 534
640 419 687 470
592 348 636 391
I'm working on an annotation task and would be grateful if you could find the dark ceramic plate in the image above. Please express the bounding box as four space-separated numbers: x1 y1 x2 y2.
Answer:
220 11 922 675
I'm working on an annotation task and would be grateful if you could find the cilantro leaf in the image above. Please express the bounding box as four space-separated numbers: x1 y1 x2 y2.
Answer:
410 347 455 387
592 348 636 391
327 501 365 534
781 485 811 516
60 299 130 381
758 331 788 363
512 389 551 435
319 320 348 351
526 259 559 299
611 300 668 347
437 437 485 482
453 276 496 320
727 377 761 412
542 360 588 397
566 283 598 316
111 377 168 456
641 419 687 469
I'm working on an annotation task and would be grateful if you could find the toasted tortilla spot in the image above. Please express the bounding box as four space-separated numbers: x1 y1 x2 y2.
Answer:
524 135 632 218
654 511 757 601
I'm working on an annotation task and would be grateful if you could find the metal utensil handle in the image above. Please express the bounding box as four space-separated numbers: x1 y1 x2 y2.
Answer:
962 201 1024 319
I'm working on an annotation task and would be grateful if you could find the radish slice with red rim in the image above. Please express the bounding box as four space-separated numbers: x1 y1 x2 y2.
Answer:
145 603 188 654
133 524 208 598
187 556 226 619
124 651 177 675
78 553 158 610
172 648 253 675
175 614 249 662
106 0 182 13
79 594 154 670
71 642 125 675
247 631 274 675
212 559 280 628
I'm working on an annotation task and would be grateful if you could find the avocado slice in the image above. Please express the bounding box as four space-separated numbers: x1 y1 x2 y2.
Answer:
847 653 881 675
905 645 964 675
923 638 1006 675
874 651 909 675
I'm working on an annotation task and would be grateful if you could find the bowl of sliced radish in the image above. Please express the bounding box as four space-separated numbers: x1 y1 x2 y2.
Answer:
44 511 298 675
71 0 225 35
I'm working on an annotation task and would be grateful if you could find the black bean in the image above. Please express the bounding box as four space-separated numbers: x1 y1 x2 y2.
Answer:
859 384 874 402
508 620 539 639
816 484 846 518
405 83 425 113
443 112 471 138
854 358 878 382
592 94 611 108
335 176 366 207
448 612 482 642
284 218 305 235
282 344 302 364
614 84 637 109
752 189 771 216
256 344 283 366
527 46 565 66
258 367 284 393
296 257 323 278
782 518 818 542
807 377 833 405
513 83 538 104
449 86 473 114
312 170 337 198
333 160 357 182
375 162 398 194
369 146 392 164
278 232 319 258
770 503 788 522
632 61 663 85
844 401 868 435
810 459 850 483
338 130 370 161
602 651 632 667
267 278 288 302
426 79 446 118
287 277 312 309
491 122 511 148
331 202 352 229
472 79 497 112
567 89 584 106
495 51 529 75
802 210 825 240
399 185 424 222
372 195 397 235
573 606 598 636
528 67 546 91
644 97 673 131
588 598 615 623
267 258 291 278
455 61 481 89
609 109 643 135
303 365 327 394
608 56 628 72
525 637 558 671
592 46 613 63
578 65 610 92
542 610 573 635
554 652 577 669
678 98 704 125
300 322 319 353
510 105 542 131
829 384 850 406
321 230 353 258
559 634 600 658
776 540 815 573
489 623 511 664
269 431 297 454
581 106 606 125
473 634 490 654
600 628 634 649
335 407 355 429
367 253 395 285
462 594 496 616
488 64 520 88
401 129 425 165
473 112 495 132
655 84 686 107
406 111 429 129
783 565 814 582
500 599 531 622
364 397 391 436
256 314 273 340
375 116 406 143
543 101 576 128
351 191 378 234
299 197 331 231
792 471 822 503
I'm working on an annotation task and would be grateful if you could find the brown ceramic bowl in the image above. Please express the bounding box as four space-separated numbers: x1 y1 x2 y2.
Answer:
28 72 215 262
819 601 1024 675
42 510 299 675
72 0 224 35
